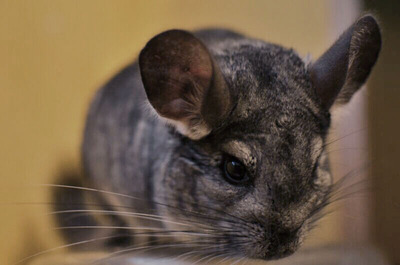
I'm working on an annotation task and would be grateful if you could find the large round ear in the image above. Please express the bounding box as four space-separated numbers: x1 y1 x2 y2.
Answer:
139 30 231 140
310 15 381 109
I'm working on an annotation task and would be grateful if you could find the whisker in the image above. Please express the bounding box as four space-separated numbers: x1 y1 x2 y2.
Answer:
14 233 130 265
330 188 372 204
241 257 250 265
49 209 198 229
325 147 368 156
215 255 234 265
202 253 230 265
191 252 222 265
170 249 207 262
231 256 246 265
43 184 248 229
322 127 367 149
39 183 139 201
54 226 222 237
172 246 225 263
90 240 220 265
332 166 369 191
7 201 232 233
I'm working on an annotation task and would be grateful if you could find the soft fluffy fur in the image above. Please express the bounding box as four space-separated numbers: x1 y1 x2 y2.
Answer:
56 15 381 261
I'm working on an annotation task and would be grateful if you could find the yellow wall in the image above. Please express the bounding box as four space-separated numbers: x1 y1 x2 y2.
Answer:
0 1 339 264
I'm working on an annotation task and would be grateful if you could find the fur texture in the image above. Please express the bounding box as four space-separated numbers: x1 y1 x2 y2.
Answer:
57 15 381 261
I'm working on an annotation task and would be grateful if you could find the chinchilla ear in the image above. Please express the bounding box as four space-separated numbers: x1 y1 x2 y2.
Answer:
139 29 231 140
310 15 381 109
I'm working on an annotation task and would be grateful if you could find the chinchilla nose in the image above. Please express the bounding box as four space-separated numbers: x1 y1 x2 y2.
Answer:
265 224 301 259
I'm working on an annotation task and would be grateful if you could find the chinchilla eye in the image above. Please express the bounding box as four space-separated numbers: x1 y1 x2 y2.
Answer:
223 156 249 184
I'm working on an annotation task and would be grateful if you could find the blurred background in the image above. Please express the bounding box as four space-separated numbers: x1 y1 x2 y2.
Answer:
0 0 399 264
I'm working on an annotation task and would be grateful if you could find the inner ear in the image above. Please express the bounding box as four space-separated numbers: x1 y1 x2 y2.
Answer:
139 30 231 140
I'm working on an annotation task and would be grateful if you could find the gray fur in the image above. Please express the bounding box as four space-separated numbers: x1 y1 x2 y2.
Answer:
74 15 381 261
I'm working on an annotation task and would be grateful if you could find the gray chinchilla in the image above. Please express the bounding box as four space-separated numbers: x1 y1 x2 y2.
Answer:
54 15 381 261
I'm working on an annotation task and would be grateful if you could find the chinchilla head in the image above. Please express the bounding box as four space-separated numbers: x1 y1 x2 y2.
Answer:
139 15 381 260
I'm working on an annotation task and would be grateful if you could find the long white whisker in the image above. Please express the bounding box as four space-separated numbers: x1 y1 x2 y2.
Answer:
90 241 216 265
14 234 126 265
40 184 245 227
203 253 230 265
54 225 165 231
231 256 246 265
241 257 250 265
170 249 204 262
38 183 139 201
54 226 218 238
171 245 221 263
49 209 197 228
191 251 221 265
215 255 232 265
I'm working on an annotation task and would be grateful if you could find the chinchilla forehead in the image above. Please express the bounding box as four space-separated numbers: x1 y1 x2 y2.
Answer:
209 38 321 116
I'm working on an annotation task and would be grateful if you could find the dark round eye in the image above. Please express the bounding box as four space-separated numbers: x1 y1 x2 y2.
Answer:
223 156 249 184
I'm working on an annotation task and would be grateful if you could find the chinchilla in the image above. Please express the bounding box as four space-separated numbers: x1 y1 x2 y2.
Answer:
53 15 381 261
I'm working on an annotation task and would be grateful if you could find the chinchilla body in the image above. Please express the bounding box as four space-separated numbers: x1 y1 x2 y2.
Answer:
59 16 381 260
82 62 171 218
